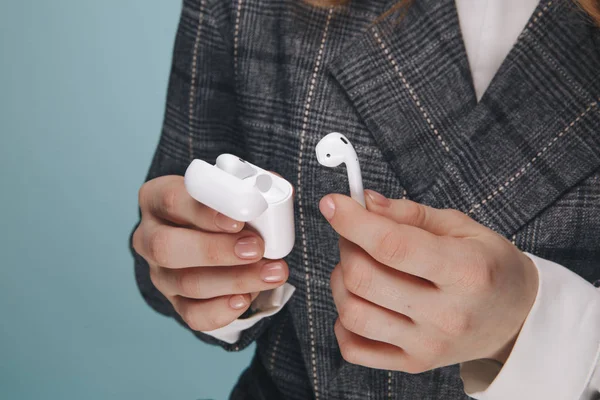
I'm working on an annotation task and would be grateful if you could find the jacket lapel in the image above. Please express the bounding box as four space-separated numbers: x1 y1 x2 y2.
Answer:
419 0 600 236
328 0 600 237
327 0 477 196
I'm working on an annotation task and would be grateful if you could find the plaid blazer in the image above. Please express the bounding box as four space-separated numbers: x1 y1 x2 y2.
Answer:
132 0 600 398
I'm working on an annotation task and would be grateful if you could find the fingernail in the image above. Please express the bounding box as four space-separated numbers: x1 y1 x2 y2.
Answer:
229 294 248 310
365 190 390 207
215 213 241 232
235 236 261 259
319 196 336 220
261 261 286 283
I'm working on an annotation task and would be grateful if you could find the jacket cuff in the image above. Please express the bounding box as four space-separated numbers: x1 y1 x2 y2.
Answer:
460 253 600 399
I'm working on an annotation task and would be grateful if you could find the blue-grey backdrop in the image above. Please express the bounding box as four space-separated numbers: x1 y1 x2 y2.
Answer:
0 2 253 399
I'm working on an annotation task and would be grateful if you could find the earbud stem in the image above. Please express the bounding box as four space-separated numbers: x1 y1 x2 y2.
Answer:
346 160 366 208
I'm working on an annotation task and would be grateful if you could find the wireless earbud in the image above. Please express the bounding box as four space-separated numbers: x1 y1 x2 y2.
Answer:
315 132 366 207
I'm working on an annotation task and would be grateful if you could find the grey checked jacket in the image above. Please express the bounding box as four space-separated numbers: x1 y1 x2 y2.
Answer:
131 0 600 398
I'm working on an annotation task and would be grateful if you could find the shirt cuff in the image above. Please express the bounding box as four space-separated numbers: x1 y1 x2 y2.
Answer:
200 283 296 344
460 253 600 399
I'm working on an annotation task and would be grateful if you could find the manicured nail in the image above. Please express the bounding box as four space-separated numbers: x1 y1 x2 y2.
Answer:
229 294 248 310
365 189 390 207
235 236 261 259
214 213 241 232
261 261 286 283
319 196 336 220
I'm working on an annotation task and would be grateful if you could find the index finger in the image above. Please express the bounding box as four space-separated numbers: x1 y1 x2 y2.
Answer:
321 194 457 284
140 175 244 233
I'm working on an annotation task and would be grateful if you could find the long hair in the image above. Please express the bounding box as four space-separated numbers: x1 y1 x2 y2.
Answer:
303 0 600 26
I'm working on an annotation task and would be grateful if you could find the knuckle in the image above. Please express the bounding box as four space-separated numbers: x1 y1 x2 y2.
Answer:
451 313 472 335
203 237 224 265
207 308 234 330
445 208 468 222
148 267 163 291
476 251 497 289
456 251 495 292
232 268 249 293
173 269 187 294
403 357 433 375
439 308 471 336
340 347 359 365
186 320 202 332
342 258 373 297
425 262 445 283
160 185 179 216
132 226 144 255
177 270 200 298
404 201 426 226
338 299 364 333
337 338 359 365
138 181 152 209
375 229 406 265
330 263 342 286
476 265 496 291
180 304 202 331
148 227 172 266
187 317 205 332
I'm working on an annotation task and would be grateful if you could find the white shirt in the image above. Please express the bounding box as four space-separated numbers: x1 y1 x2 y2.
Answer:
203 1 600 398
456 0 539 101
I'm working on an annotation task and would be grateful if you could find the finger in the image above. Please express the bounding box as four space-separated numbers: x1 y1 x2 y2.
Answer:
334 320 440 374
136 220 264 268
331 264 416 347
334 319 409 371
320 194 457 283
140 175 244 233
364 191 477 237
338 238 436 319
150 259 289 299
172 294 252 332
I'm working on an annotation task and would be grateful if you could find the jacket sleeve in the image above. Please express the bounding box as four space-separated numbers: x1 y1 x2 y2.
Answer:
129 0 273 352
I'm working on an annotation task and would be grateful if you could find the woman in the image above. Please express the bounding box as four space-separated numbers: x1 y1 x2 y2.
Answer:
131 0 600 398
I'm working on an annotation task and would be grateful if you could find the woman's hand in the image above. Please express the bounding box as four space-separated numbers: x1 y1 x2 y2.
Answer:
132 175 289 332
321 190 539 373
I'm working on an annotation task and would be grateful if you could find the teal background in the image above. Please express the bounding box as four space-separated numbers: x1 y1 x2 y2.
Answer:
0 1 253 399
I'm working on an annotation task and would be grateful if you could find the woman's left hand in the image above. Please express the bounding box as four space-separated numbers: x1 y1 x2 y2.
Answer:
321 190 539 374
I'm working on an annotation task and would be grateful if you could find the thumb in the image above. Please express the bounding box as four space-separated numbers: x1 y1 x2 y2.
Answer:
364 189 479 237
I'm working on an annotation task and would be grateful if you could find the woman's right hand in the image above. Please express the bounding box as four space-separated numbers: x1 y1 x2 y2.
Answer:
132 175 289 332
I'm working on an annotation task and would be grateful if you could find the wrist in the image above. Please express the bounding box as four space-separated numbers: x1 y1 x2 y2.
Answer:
488 251 539 365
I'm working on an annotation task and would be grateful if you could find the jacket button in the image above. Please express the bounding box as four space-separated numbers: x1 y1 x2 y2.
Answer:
593 280 600 288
